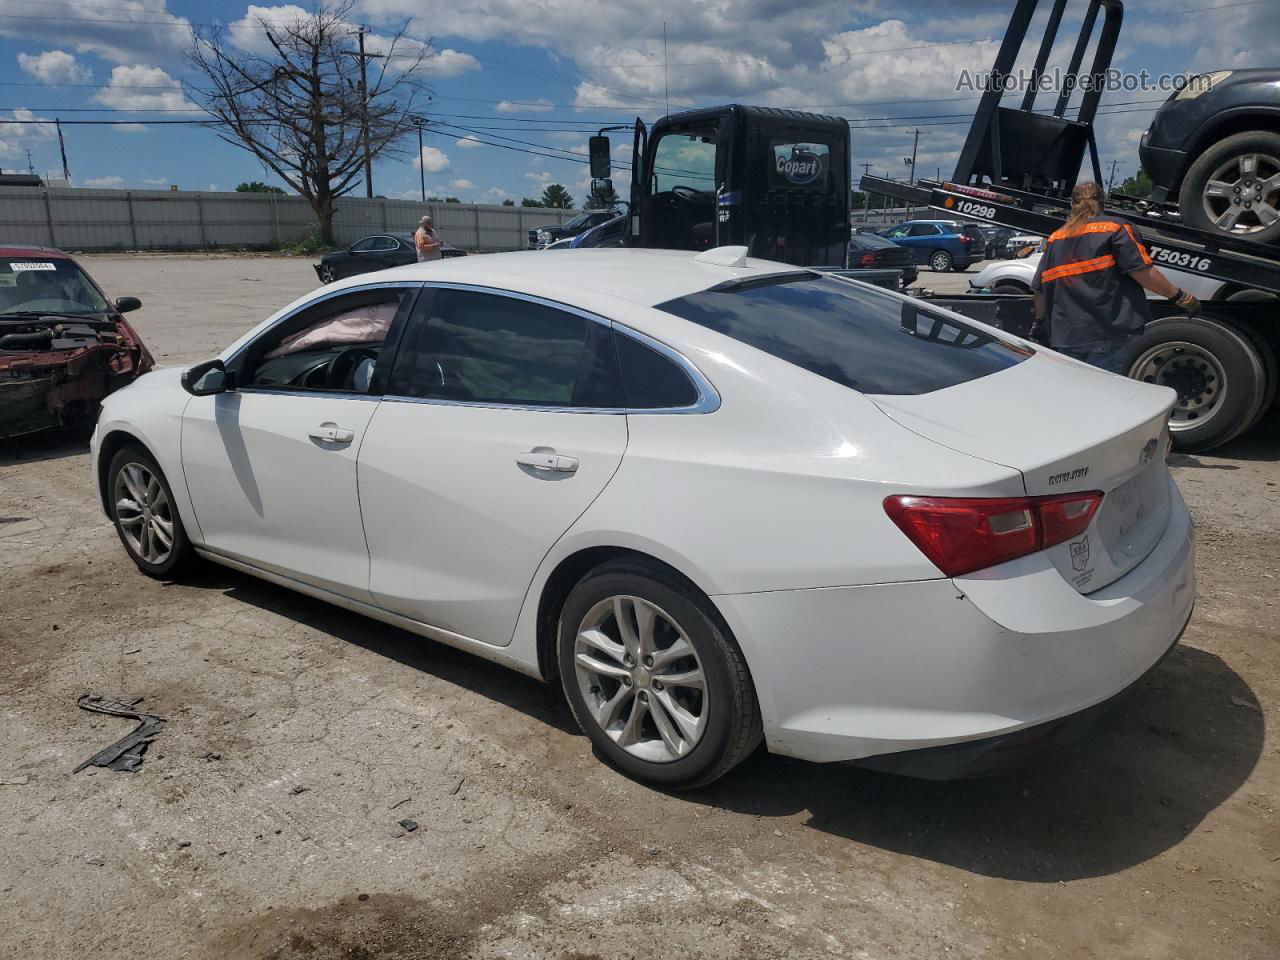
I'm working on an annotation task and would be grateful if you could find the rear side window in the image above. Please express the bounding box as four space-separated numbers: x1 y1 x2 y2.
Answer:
615 333 698 408
388 290 622 407
657 276 1029 396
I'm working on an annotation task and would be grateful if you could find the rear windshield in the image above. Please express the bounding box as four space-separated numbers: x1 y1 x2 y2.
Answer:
656 276 1031 396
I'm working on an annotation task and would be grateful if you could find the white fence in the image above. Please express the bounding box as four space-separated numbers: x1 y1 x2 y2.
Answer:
0 187 582 253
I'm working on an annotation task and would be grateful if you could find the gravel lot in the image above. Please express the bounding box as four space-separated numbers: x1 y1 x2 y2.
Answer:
2 253 1277 960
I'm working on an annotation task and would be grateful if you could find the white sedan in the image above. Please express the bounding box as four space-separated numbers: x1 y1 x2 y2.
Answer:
92 247 1195 788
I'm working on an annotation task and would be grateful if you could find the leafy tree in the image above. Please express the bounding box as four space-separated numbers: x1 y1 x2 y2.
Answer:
539 184 573 209
585 181 620 209
1117 169 1153 199
187 1 430 244
236 180 285 193
520 197 542 207
444 196 460 203
500 198 514 206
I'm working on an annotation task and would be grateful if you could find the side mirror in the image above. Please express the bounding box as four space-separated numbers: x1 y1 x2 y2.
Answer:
115 296 142 313
589 135 611 179
181 358 234 396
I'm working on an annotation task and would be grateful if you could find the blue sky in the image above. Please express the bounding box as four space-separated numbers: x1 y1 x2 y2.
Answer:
0 1 1272 205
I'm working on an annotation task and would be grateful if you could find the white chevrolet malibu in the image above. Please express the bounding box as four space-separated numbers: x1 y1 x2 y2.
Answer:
92 247 1195 788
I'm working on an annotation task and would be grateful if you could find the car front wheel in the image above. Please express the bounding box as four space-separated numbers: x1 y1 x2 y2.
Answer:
107 446 197 579
929 250 953 272
318 263 337 283
1179 130 1280 245
558 559 762 789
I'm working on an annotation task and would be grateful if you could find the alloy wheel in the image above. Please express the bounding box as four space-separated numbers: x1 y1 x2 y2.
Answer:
1130 341 1227 432
319 264 336 283
573 595 708 763
113 461 175 565
1201 152 1280 236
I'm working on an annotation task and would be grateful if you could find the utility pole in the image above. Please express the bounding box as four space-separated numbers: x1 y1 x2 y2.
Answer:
26 148 34 176
414 118 426 202
1106 158 1120 195
860 162 873 222
908 129 921 184
345 26 385 198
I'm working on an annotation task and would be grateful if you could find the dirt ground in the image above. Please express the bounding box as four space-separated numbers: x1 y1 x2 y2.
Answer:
1 254 1277 960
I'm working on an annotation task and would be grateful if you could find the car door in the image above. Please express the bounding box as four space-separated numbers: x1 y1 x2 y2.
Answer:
358 286 629 646
181 283 419 600
904 223 941 263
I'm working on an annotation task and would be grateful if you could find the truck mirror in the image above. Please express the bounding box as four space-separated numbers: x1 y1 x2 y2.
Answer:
589 136 611 179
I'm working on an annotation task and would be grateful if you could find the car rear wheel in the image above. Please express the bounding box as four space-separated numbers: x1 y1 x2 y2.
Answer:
107 446 197 579
318 263 337 284
929 250 953 272
558 559 762 789
1126 316 1265 452
992 280 1031 295
1178 130 1280 245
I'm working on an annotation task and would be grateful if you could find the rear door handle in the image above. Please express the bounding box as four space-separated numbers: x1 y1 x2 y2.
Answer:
515 451 579 473
309 423 355 444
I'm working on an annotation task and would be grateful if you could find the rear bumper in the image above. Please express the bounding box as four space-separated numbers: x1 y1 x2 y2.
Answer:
1139 142 1188 202
712 484 1195 768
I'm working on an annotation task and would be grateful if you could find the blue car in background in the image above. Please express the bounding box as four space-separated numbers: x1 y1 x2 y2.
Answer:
880 220 985 272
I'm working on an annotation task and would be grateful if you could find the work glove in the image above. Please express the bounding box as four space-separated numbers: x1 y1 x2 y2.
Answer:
1028 319 1049 345
1173 289 1201 317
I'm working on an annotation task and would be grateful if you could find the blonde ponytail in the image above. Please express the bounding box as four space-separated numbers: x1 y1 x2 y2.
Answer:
1063 181 1103 232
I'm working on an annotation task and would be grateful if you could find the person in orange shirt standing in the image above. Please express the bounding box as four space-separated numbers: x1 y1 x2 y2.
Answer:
414 214 442 262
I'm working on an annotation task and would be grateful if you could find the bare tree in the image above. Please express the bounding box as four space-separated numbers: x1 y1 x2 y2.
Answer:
187 2 429 243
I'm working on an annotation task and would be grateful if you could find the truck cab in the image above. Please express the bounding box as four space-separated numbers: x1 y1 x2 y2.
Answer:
593 105 850 268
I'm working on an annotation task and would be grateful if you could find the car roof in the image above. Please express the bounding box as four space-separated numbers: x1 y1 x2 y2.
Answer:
325 248 811 308
0 244 71 259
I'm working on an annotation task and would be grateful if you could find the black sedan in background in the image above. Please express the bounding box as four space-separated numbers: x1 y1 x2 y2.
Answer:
847 232 918 286
527 210 618 249
314 233 465 283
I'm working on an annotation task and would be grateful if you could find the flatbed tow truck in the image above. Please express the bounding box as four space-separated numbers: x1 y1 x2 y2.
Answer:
861 0 1279 451
589 0 1276 451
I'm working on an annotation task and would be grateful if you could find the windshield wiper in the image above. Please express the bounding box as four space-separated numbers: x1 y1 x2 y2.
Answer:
0 310 106 320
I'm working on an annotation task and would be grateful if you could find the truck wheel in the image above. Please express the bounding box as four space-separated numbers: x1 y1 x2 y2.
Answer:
1178 130 1280 245
1215 316 1278 427
1127 317 1266 452
929 250 953 272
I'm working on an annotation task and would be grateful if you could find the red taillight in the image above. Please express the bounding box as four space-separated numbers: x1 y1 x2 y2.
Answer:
860 252 876 266
883 491 1104 577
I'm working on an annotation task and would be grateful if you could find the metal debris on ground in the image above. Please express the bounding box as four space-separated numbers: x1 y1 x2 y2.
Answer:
72 695 166 773
398 819 419 832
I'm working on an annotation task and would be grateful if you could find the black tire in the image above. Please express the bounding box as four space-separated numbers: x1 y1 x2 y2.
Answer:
992 281 1030 296
107 445 198 580
318 263 337 284
928 249 953 272
1215 315 1277 428
1178 130 1280 245
951 261 971 273
558 559 762 789
1126 316 1264 452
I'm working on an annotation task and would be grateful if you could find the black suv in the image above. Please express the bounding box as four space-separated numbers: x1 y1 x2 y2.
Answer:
1140 69 1280 245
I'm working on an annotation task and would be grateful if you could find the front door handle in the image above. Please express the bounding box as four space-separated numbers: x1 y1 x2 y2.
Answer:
515 451 579 473
309 423 355 444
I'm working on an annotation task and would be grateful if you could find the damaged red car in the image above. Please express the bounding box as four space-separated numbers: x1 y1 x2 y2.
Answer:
1 246 152 439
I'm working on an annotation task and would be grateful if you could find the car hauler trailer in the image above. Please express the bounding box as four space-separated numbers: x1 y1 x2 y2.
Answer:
860 0 1279 452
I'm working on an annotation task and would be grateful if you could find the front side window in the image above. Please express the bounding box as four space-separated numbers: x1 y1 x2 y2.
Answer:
0 258 110 316
652 131 718 194
387 290 622 408
241 288 411 393
657 276 1030 396
908 224 940 237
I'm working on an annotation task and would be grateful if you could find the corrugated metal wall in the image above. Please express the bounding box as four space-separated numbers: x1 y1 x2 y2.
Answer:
0 187 582 252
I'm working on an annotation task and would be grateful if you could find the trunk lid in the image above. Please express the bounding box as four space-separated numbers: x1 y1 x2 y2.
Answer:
870 351 1175 594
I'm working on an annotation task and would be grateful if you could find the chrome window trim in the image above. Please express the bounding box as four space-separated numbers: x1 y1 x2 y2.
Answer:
381 282 720 416
236 387 382 402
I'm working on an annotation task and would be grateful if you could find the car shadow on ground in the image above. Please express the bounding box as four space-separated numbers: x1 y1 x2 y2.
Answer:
690 643 1263 883
0 425 92 467
192 566 579 737
187 567 1261 885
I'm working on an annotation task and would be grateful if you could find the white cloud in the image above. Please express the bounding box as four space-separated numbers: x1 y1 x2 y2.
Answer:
112 123 148 133
414 145 450 172
227 5 311 55
142 177 169 185
414 47 480 77
84 175 126 188
17 50 90 85
5 109 56 141
496 98 554 113
92 65 201 114
455 135 484 149
526 170 554 186
0 1 193 65
449 178 475 190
